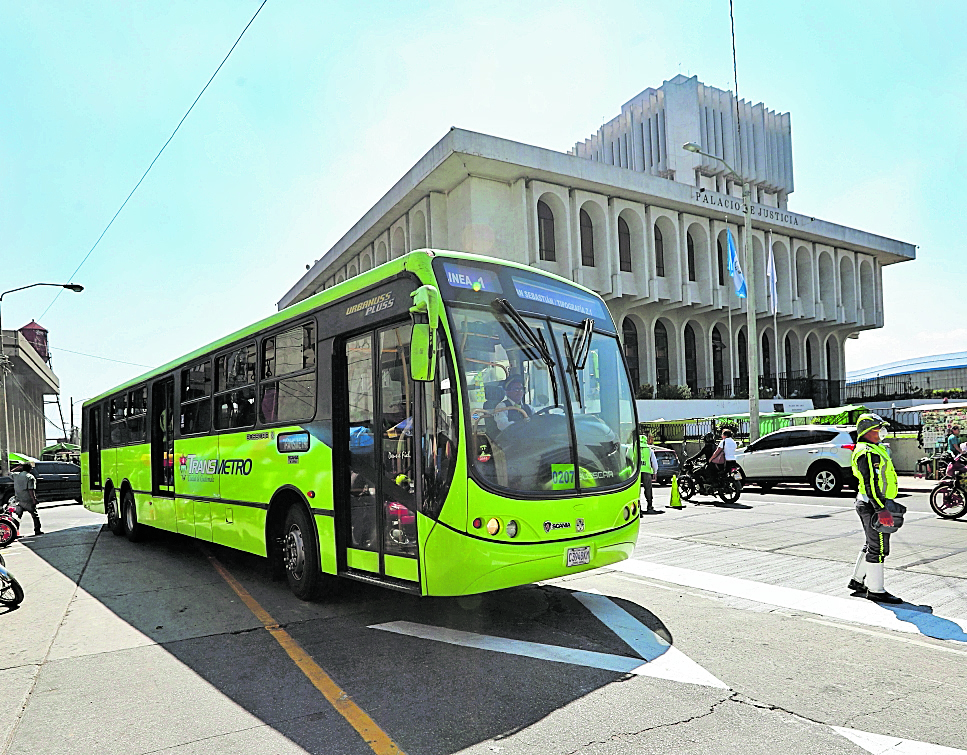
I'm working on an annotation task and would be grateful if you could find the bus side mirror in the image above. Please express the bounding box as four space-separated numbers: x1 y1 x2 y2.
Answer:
409 285 442 382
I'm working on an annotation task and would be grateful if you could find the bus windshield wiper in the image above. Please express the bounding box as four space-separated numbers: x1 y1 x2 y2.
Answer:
492 298 559 407
562 319 594 409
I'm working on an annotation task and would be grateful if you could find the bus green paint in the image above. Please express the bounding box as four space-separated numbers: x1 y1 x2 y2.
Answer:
81 250 641 598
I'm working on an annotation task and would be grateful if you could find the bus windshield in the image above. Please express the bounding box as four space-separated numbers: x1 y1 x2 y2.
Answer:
450 304 638 495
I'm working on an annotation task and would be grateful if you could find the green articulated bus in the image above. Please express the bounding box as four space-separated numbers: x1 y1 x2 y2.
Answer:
81 250 641 599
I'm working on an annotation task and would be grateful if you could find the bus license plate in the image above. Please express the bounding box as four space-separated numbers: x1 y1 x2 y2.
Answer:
566 546 591 567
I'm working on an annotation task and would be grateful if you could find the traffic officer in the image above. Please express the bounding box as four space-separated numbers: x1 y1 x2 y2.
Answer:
639 431 659 514
849 414 903 604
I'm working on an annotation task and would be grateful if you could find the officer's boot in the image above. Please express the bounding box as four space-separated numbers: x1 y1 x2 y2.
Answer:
848 549 867 593
865 562 903 604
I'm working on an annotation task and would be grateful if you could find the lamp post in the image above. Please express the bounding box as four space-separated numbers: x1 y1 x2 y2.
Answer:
683 143 761 441
0 283 84 474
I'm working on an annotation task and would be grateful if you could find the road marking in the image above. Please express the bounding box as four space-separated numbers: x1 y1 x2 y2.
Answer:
573 590 727 688
371 592 727 689
610 559 967 642
206 552 405 755
832 725 967 754
803 618 967 657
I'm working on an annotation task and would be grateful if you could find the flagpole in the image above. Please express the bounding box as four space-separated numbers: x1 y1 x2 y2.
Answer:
768 230 779 394
726 219 735 397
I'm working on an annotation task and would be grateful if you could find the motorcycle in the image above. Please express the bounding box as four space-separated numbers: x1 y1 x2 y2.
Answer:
929 452 967 520
0 553 24 607
678 459 743 504
0 504 21 548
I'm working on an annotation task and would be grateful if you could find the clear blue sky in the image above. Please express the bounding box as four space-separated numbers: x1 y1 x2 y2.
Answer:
2 1 965 437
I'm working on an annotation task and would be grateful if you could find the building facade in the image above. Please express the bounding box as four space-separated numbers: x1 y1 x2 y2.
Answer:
280 76 915 405
847 352 967 403
0 324 60 462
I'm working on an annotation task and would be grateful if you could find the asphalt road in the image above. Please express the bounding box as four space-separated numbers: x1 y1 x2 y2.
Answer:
0 483 965 755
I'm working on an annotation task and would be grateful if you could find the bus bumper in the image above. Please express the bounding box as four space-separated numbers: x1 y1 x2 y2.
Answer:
422 518 638 596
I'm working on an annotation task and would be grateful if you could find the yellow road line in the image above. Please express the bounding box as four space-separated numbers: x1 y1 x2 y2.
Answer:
205 551 406 755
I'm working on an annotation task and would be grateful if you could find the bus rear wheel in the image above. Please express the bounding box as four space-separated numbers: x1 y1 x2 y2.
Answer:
106 489 125 537
282 505 325 601
123 491 146 543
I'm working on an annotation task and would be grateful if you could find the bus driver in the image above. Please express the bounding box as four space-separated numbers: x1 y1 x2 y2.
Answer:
494 375 533 431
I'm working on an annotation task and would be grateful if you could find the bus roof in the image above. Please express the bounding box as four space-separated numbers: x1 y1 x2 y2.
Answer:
83 249 606 407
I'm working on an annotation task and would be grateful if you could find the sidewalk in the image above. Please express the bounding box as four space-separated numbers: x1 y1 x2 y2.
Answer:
898 475 938 494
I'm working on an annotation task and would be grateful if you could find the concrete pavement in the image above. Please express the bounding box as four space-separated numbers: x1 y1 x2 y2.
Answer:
0 491 965 755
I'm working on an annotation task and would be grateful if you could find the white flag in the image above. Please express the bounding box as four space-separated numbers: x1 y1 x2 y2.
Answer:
766 243 778 315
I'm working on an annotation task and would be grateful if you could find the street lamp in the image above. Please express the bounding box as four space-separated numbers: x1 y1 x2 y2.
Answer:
0 282 85 474
683 142 761 441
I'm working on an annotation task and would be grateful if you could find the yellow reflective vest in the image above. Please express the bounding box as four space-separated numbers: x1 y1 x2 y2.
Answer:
638 439 654 474
851 441 898 507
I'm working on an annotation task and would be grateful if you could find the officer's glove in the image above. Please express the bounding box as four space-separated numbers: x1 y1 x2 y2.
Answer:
876 509 895 528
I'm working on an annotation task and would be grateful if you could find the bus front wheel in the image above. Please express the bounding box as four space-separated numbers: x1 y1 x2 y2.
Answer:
283 505 324 601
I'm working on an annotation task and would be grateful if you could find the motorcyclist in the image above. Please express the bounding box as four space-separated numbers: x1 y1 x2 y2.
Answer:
686 432 717 487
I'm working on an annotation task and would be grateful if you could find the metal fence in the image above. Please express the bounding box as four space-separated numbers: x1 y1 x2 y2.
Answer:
686 372 845 409
847 374 967 403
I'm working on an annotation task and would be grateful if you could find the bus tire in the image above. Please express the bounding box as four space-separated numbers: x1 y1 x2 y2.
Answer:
123 491 146 543
106 489 125 536
282 505 324 601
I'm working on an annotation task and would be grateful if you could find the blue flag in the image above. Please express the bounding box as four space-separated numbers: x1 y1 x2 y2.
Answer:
727 229 747 299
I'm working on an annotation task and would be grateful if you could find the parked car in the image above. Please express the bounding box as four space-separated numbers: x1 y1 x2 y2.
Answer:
734 425 859 495
652 446 681 485
0 461 82 506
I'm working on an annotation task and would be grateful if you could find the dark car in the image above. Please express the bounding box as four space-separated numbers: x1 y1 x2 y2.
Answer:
652 446 681 485
0 461 82 506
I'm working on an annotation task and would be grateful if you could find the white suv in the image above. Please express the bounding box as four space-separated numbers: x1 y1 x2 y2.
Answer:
735 425 859 495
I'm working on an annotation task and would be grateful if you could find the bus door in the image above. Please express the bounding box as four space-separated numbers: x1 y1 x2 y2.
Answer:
151 378 175 498
337 323 420 590
88 405 102 491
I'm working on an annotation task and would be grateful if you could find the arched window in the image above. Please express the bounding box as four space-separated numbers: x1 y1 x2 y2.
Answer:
655 321 669 386
806 339 814 377
654 226 665 277
618 217 632 272
738 331 749 384
684 324 698 393
580 209 595 267
537 200 556 262
762 333 772 380
686 232 697 282
785 334 793 375
717 238 726 286
622 319 640 390
712 327 725 394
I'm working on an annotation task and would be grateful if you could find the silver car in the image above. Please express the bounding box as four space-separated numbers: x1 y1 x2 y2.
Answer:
735 425 859 495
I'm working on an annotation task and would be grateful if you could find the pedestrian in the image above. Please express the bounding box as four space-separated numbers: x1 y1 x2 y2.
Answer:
10 462 43 536
849 414 904 604
639 431 660 514
946 425 962 456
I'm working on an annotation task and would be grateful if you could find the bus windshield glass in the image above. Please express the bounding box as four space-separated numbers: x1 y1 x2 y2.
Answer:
450 304 637 495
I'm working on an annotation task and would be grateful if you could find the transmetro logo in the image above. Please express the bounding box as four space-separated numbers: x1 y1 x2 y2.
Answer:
179 454 253 481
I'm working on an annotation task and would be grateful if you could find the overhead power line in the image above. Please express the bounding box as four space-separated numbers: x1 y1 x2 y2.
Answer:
53 347 150 368
39 0 269 321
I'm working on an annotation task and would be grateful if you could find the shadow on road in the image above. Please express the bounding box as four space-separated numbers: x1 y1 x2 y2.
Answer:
887 602 967 642
21 523 676 755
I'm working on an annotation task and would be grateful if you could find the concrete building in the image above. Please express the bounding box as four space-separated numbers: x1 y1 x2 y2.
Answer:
847 352 967 403
279 75 916 406
0 323 60 463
